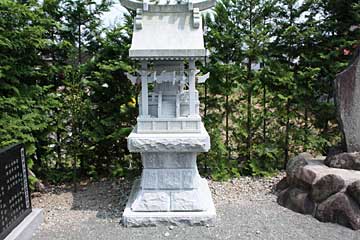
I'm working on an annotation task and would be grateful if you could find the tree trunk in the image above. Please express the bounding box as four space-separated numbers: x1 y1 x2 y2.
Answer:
261 80 267 169
225 73 230 162
204 82 208 118
284 99 290 169
263 81 267 143
304 104 308 151
78 18 82 65
77 15 85 176
73 155 78 193
72 119 78 193
56 130 62 169
246 1 253 164
204 81 208 174
247 83 252 163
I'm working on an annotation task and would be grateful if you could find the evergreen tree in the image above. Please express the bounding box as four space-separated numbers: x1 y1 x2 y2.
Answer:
305 0 360 152
1 0 359 183
0 0 60 174
204 0 242 179
205 0 276 176
80 12 139 178
268 0 310 167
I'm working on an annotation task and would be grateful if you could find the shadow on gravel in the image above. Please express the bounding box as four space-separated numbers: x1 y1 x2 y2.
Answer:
70 178 134 222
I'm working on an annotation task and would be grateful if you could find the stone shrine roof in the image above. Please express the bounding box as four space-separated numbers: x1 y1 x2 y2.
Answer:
129 11 206 60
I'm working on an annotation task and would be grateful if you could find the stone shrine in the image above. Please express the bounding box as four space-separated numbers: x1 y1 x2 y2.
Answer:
120 0 216 226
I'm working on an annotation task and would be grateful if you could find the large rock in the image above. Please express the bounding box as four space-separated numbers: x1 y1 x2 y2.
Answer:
35 181 46 193
286 152 313 189
277 187 315 215
326 144 346 157
294 165 318 189
315 193 360 230
278 154 360 230
335 50 360 153
275 177 289 192
324 152 360 170
311 174 345 203
347 180 360 206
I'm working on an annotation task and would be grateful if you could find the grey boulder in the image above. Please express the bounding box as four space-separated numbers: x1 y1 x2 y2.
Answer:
347 180 360 206
277 187 315 215
286 152 313 189
275 177 289 192
315 193 360 230
311 174 345 203
324 152 360 170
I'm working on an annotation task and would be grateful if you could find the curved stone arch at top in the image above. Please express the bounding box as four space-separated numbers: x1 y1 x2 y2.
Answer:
120 0 216 11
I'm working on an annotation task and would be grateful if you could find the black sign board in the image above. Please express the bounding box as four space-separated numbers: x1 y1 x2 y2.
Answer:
0 144 31 240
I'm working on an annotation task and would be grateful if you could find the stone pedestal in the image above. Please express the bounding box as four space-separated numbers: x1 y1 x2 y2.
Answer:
123 179 216 227
123 124 216 226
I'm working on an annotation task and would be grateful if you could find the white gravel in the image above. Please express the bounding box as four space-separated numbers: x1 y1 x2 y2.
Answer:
32 173 360 240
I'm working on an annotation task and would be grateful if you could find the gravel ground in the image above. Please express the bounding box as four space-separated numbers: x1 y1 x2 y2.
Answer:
31 173 360 240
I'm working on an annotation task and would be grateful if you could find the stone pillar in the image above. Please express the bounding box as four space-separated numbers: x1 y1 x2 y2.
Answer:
335 52 360 152
176 93 180 117
189 60 196 116
141 61 149 117
158 91 162 117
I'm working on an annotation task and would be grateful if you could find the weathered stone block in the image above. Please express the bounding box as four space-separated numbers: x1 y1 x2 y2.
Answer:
286 152 312 180
123 179 216 226
293 165 318 190
142 152 196 169
141 169 199 190
347 180 360 206
142 153 159 168
171 190 204 211
131 191 170 212
275 177 289 192
335 52 360 153
141 170 158 189
324 152 360 170
127 126 210 153
311 174 345 203
278 153 360 230
158 170 182 189
172 153 196 168
182 170 198 189
277 187 315 215
286 152 313 189
315 192 360 230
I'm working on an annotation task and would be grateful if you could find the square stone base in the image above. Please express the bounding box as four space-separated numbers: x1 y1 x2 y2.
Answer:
122 179 216 227
5 208 43 240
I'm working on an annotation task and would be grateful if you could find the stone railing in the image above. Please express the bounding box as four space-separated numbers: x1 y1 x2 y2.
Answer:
136 117 201 133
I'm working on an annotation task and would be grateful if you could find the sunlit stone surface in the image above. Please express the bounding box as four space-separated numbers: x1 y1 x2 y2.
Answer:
120 0 216 226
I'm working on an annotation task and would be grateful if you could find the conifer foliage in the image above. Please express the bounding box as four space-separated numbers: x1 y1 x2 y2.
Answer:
0 0 138 184
0 0 359 183
201 0 359 178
